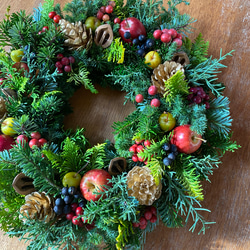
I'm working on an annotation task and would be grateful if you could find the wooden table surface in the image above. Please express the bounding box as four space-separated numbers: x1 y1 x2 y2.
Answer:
0 0 249 249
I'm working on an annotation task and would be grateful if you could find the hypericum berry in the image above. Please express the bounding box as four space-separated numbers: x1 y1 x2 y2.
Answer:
55 61 63 68
136 145 144 153
75 207 83 216
135 94 144 103
140 224 147 230
132 222 140 227
172 38 182 47
66 212 75 220
108 1 116 7
64 65 72 72
144 210 153 221
153 29 162 40
162 29 169 33
150 214 157 223
105 5 113 14
38 138 47 147
148 85 157 95
72 216 81 225
31 131 41 140
97 10 104 20
132 154 138 162
204 101 210 109
99 6 106 13
56 53 64 60
68 56 75 64
29 138 41 149
176 33 183 40
70 202 78 212
193 96 202 104
61 57 70 66
138 156 145 162
53 15 61 23
124 32 131 39
129 145 137 153
144 140 151 147
150 98 160 108
102 14 110 22
42 26 49 32
48 11 57 19
167 28 177 38
139 216 147 226
160 33 171 43
57 68 64 74
16 135 29 145
114 17 121 24
150 206 157 215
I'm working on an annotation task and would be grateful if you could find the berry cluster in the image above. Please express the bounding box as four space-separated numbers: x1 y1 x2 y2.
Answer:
135 85 161 108
129 139 151 163
132 206 157 230
153 28 183 47
187 86 210 109
48 11 61 23
16 131 47 149
162 142 178 166
55 54 75 73
38 26 49 35
132 35 155 57
96 1 116 22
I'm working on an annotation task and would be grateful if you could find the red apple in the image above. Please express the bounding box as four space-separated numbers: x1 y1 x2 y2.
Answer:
170 125 203 154
0 134 15 151
119 17 146 44
80 169 112 201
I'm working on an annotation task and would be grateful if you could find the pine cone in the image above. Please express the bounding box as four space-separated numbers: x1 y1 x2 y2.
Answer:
127 166 162 205
59 19 93 50
20 192 55 223
151 61 184 95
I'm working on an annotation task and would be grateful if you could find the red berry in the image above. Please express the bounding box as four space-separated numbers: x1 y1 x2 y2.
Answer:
70 203 78 212
150 206 157 215
57 68 63 74
105 5 113 14
167 28 177 38
144 140 151 147
72 216 81 225
38 31 42 35
160 33 171 43
55 61 63 69
144 210 153 220
129 146 137 153
97 10 104 20
136 145 144 153
140 224 147 230
204 101 210 109
132 222 140 227
56 53 64 60
138 156 145 162
102 14 110 22
114 17 121 24
150 98 160 107
135 94 144 103
176 33 183 40
189 87 198 94
64 65 71 72
31 131 41 140
162 29 169 33
68 56 75 64
42 26 49 32
99 6 106 13
150 214 157 223
148 85 157 95
139 216 147 226
193 96 202 104
85 221 95 230
81 216 89 224
48 11 57 19
61 57 70 66
132 154 138 162
29 138 41 149
153 29 162 40
204 94 210 101
16 135 29 146
108 1 116 7
53 15 61 23
172 38 182 47
135 139 143 144
66 212 75 221
0 78 5 85
38 138 47 146
75 207 83 216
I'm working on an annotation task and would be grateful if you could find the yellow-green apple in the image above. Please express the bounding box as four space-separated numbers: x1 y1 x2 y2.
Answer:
10 49 24 62
170 125 203 154
144 51 161 69
1 117 17 136
159 112 176 131
0 134 15 151
80 169 112 201
85 16 101 31
119 17 146 43
62 172 82 188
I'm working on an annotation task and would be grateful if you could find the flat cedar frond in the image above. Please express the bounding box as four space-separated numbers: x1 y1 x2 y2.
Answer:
145 158 165 186
105 38 125 64
164 71 190 105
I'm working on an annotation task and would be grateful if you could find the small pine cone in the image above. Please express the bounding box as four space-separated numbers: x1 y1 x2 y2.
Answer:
127 166 162 206
20 192 55 223
59 19 93 50
151 61 184 95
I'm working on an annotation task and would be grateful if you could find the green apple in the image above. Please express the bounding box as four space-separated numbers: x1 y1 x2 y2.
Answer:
62 172 81 188
85 16 101 31
1 117 17 136
159 112 176 131
144 51 161 69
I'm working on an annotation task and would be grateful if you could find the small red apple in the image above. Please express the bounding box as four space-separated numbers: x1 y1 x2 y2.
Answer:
170 125 203 154
119 17 146 44
80 169 112 201
0 134 15 151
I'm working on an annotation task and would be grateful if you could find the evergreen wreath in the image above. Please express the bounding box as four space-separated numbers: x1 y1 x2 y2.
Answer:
0 0 240 249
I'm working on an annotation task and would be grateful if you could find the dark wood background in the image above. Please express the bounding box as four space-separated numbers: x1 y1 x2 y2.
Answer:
0 0 249 249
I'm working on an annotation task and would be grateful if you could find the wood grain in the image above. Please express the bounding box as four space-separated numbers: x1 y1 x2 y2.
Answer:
0 0 249 249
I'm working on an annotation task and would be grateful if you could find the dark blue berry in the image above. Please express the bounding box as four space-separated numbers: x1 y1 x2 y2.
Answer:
54 205 63 215
124 31 131 39
64 195 73 204
170 144 178 152
132 38 139 46
140 44 147 50
145 38 155 49
167 152 176 161
61 187 68 196
163 157 172 166
162 143 170 152
138 35 146 42
63 205 71 214
78 200 86 207
68 186 76 195
137 49 145 57
55 198 65 206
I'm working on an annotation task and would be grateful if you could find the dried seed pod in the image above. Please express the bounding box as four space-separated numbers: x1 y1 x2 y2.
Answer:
172 51 190 66
12 173 35 195
94 24 113 48
1 87 17 100
108 157 127 175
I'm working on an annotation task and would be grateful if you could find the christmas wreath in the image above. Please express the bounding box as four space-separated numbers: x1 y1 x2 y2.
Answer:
0 0 240 249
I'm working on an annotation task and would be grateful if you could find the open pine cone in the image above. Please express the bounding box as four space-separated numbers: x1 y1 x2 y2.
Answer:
151 61 184 95
59 19 93 50
127 166 162 205
20 192 55 223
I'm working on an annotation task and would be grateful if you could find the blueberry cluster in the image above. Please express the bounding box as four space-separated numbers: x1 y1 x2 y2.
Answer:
162 143 178 166
54 186 86 215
